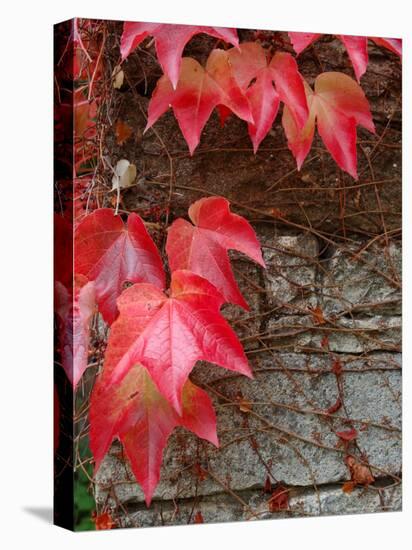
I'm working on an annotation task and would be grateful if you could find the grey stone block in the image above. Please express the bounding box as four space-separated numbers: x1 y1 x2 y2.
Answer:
95 352 401 507
262 234 319 311
321 241 401 316
93 233 402 525
108 482 401 528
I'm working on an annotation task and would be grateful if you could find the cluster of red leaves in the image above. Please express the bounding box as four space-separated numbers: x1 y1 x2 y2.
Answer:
288 32 402 82
54 19 400 515
61 198 265 505
120 23 401 179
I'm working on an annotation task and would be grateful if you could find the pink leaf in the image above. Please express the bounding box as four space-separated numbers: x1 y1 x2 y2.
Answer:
288 32 321 54
282 72 375 178
120 22 238 88
90 362 218 505
75 208 165 325
55 275 96 387
370 37 402 57
221 43 308 152
146 56 252 154
338 35 368 82
107 269 253 414
166 196 265 308
289 32 401 80
336 428 358 442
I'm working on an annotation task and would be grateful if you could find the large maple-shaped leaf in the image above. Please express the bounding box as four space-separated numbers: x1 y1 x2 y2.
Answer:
282 72 375 179
146 56 252 154
91 321 218 505
288 32 401 81
166 196 265 308
75 208 165 325
120 22 238 88
218 43 308 151
107 269 252 414
55 274 96 387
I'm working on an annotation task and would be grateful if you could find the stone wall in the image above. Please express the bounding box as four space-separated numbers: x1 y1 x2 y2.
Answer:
93 27 402 527
95 233 401 527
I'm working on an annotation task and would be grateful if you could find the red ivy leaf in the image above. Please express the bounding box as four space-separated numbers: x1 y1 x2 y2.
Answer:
55 274 96 387
320 335 330 349
339 35 369 82
75 208 165 325
74 89 97 139
193 511 204 524
92 511 116 530
336 428 358 442
221 43 308 151
308 305 326 325
288 32 321 54
268 485 289 512
282 72 375 179
263 475 272 494
345 456 375 485
289 32 401 81
166 197 265 309
106 269 252 414
370 37 402 57
115 119 133 145
146 56 252 154
342 480 355 493
120 22 238 88
91 359 218 505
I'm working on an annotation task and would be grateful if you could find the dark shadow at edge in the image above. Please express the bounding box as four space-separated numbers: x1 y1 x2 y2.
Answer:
23 507 53 524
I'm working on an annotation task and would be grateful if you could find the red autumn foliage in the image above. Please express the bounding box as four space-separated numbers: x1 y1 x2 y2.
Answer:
59 20 402 515
282 72 375 179
115 120 133 145
128 22 399 178
103 269 252 414
193 511 205 524
146 56 253 154
71 199 264 504
288 32 402 81
55 274 96 388
166 196 265 309
345 456 375 486
92 511 116 530
90 361 218 505
268 484 289 512
336 428 358 442
121 22 239 88
75 208 165 325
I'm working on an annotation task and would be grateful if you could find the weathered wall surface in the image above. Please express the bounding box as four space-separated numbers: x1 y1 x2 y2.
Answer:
94 28 402 527
95 233 401 527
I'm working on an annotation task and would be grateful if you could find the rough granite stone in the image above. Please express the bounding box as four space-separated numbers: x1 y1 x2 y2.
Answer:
95 350 401 507
109 483 401 528
94 235 402 524
320 241 401 316
262 234 319 311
